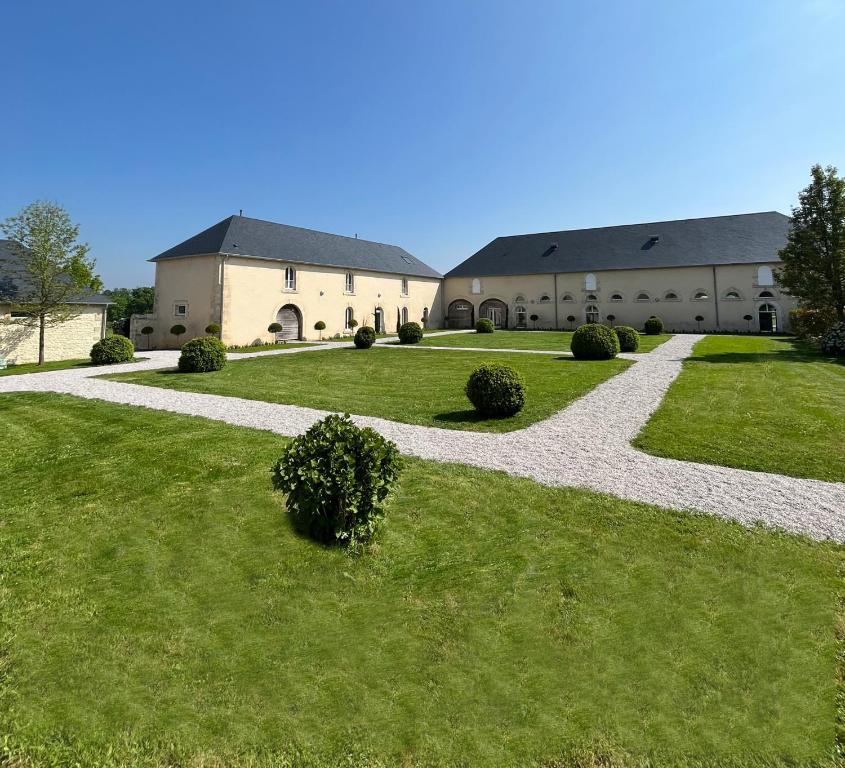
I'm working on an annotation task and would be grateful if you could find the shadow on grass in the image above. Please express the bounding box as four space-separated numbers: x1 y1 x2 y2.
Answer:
431 409 490 426
690 337 844 365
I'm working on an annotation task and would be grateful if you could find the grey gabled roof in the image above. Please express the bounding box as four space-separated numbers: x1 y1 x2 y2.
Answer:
0 240 111 305
151 215 442 279
445 212 791 277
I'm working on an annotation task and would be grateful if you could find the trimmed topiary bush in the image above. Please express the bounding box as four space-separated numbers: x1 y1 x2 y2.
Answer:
821 321 845 357
314 320 326 340
268 322 283 334
465 363 525 417
205 323 221 336
571 323 620 360
475 318 495 333
354 326 376 349
271 413 401 547
644 316 664 335
90 335 134 365
614 325 640 353
398 321 423 344
170 324 186 344
178 336 227 372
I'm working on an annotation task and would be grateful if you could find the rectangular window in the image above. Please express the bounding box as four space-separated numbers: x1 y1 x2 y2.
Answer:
284 267 297 290
401 277 409 296
174 303 187 317
345 272 354 293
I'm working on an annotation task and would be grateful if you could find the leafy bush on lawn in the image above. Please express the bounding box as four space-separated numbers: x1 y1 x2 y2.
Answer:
178 336 227 372
272 413 402 547
790 307 837 340
820 321 845 356
644 316 664 335
398 322 423 344
614 325 640 353
90 335 134 365
571 323 620 359
354 326 376 349
475 318 495 333
465 363 525 417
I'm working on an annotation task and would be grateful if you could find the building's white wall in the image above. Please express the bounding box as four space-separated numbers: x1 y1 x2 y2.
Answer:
443 262 796 332
0 305 107 364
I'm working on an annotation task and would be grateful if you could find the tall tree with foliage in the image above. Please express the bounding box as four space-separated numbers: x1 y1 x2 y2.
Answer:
777 164 845 321
1 201 102 364
105 286 155 327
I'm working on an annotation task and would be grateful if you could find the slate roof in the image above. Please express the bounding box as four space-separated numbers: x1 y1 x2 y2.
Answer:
0 240 111 305
445 212 791 278
151 215 442 279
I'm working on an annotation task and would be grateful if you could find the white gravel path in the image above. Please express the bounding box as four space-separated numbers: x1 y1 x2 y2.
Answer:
1 334 843 542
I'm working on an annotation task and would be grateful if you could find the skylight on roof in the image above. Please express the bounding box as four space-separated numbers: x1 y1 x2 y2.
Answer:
401 255 413 264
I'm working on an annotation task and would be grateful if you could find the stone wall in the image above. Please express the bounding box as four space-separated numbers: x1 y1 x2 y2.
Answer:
0 305 107 364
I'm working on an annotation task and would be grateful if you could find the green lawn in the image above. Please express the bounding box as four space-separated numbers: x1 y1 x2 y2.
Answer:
0 393 842 767
104 346 631 432
417 329 673 352
634 335 845 482
227 341 320 353
0 357 143 376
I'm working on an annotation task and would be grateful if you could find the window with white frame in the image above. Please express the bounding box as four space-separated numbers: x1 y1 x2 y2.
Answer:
585 304 600 323
470 278 481 295
757 266 774 286
344 306 354 330
401 306 409 324
586 293 598 302
284 267 297 290
539 294 551 302
401 277 409 296
609 293 624 302
692 290 710 300
584 273 597 291
663 291 680 301
345 272 354 293
174 302 188 317
723 289 742 300
561 293 575 302
635 292 650 302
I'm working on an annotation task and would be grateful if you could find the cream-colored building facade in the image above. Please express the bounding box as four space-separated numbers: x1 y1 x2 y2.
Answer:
443 211 795 334
133 216 443 349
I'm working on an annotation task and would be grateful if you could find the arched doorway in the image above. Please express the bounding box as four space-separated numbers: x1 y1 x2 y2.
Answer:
374 307 385 334
447 299 474 329
758 303 778 333
479 298 508 328
275 304 302 340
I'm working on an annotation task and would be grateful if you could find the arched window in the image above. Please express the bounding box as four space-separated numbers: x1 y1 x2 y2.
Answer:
374 307 384 334
401 278 409 296
561 293 575 302
585 304 600 323
284 267 296 290
693 290 710 300
471 278 481 294
344 306 354 330
723 289 742 300
539 294 551 302
345 272 354 293
757 290 775 298
663 291 679 301
757 266 774 286
584 273 597 291
515 305 527 328
514 294 525 303
610 293 623 302
586 293 598 302
401 306 409 325
635 292 650 302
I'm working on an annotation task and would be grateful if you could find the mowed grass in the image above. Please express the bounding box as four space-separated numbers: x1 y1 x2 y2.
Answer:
227 341 320 353
417 329 672 352
0 393 842 767
104 346 631 432
0 358 93 376
634 335 845 482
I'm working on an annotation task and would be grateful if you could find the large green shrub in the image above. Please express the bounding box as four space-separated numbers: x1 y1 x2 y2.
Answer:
790 307 837 340
465 363 525 417
90 335 135 365
272 413 402 547
614 325 640 353
475 318 495 333
178 336 227 372
354 326 376 349
644 316 664 335
570 323 620 359
398 321 423 344
821 321 845 356
205 323 221 336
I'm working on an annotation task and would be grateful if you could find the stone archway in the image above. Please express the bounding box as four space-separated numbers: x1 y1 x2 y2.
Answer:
479 298 508 328
275 304 302 340
447 299 474 329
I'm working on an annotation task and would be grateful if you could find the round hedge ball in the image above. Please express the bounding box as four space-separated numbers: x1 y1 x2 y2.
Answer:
354 326 376 349
178 336 227 372
465 363 525 417
614 325 640 353
644 316 664 335
570 323 620 360
90 335 135 365
398 321 423 344
475 318 495 333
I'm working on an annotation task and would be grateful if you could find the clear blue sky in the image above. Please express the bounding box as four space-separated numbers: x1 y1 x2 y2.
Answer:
3 0 844 288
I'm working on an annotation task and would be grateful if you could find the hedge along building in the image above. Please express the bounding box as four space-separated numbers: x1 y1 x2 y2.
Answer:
133 215 443 348
442 212 796 333
0 239 111 364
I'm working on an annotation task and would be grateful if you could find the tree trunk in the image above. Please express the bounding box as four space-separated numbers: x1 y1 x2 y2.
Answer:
38 315 46 365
